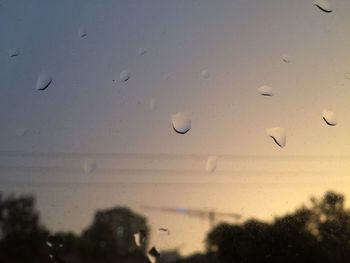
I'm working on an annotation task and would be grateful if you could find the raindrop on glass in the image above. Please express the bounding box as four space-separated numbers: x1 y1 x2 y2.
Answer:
83 159 96 175
344 73 350 80
171 112 191 134
150 98 157 111
133 230 146 247
281 53 291 63
266 127 286 148
138 48 147 56
78 27 87 38
46 241 53 248
148 247 160 263
201 69 210 79
314 0 333 13
206 156 218 174
158 228 170 236
322 109 337 126
16 128 29 137
36 73 52 91
8 48 20 58
258 85 274 96
120 70 131 82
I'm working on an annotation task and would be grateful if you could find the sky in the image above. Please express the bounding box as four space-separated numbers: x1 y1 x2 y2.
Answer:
1 0 350 255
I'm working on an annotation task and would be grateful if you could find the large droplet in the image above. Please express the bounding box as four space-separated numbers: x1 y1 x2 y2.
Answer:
138 48 147 56
172 112 191 134
281 53 291 63
83 159 96 175
266 127 286 148
36 73 52 91
133 230 146 247
314 0 333 13
322 109 337 126
344 73 350 80
258 85 274 96
206 156 218 174
8 48 20 58
120 70 131 82
78 27 87 38
201 69 210 79
148 247 160 263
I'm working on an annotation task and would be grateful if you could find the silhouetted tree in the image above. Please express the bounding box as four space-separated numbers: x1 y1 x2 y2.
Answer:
203 191 350 263
0 193 49 263
80 206 149 261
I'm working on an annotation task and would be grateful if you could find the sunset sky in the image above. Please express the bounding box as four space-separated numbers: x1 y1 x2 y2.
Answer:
1 0 350 255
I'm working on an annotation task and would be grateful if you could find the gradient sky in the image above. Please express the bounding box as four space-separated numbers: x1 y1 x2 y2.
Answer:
1 0 350 255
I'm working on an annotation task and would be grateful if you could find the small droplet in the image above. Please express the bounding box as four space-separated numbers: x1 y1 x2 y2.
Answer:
83 159 96 175
36 73 52 91
344 73 350 80
206 156 218 174
8 48 20 58
46 241 53 248
148 247 160 263
281 53 291 63
171 112 191 134
120 70 131 82
150 98 157 111
133 230 146 247
78 27 87 38
158 228 170 235
322 109 337 126
16 128 29 137
258 85 274 96
266 127 286 148
314 0 333 13
138 48 147 56
201 69 210 79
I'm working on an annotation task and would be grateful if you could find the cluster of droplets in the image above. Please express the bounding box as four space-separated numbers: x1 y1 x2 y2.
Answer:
256 0 336 149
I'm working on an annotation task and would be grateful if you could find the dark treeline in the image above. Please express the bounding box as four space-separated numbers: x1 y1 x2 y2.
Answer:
178 191 350 263
1 191 350 263
0 192 150 263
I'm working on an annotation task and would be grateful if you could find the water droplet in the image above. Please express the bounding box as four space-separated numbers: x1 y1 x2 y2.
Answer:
78 27 87 38
314 0 333 13
150 98 157 111
8 48 20 58
138 48 147 56
46 241 53 248
49 254 54 259
171 112 191 134
322 109 337 126
206 156 218 174
16 128 29 136
36 73 52 91
83 159 96 175
258 85 274 96
148 247 160 263
158 228 170 235
266 127 286 148
281 53 291 63
344 73 350 80
133 230 146 247
201 69 210 79
120 70 131 82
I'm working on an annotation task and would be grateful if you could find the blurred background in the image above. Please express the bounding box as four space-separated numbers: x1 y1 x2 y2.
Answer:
1 0 350 262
